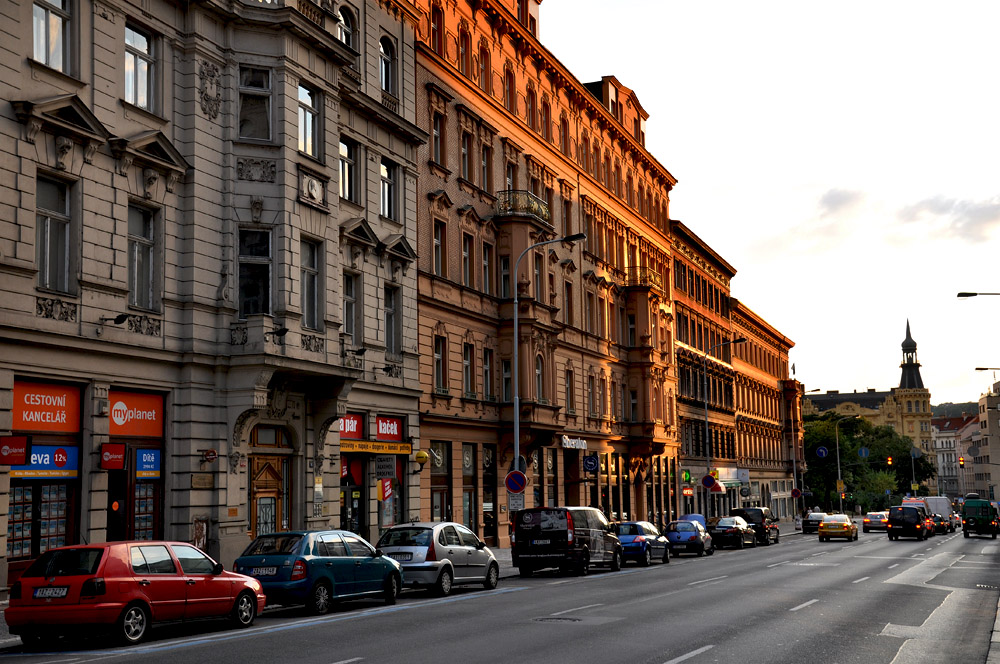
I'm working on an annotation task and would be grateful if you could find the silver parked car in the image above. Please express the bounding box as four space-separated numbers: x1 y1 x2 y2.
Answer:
376 522 499 596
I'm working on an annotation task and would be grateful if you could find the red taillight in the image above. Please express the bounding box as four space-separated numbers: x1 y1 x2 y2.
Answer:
687 535 697 541
10 582 20 600
916 525 921 529
290 560 307 581
566 511 575 543
863 519 871 523
633 535 646 543
425 537 437 562
80 577 106 596
725 529 736 534
233 562 239 572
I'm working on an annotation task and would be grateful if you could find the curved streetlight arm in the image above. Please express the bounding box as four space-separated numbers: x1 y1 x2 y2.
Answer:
512 233 586 474
958 292 1000 298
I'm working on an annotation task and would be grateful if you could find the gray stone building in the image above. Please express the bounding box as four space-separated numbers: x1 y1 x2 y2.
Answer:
0 0 425 591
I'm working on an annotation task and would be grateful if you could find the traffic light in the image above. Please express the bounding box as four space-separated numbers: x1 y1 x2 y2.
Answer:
840 492 846 499
960 456 965 468
887 456 893 466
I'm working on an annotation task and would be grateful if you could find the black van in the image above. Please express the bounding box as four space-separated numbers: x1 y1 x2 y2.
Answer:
887 504 928 540
512 507 622 577
730 507 780 545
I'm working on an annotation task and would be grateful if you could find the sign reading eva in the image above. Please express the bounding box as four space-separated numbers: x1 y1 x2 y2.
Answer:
99 443 127 470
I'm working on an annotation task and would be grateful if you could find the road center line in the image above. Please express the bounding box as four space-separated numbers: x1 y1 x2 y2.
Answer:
790 599 819 612
663 645 714 664
767 560 790 568
888 564 899 569
551 603 603 616
852 576 870 584
688 576 728 586
811 551 828 557
330 659 364 664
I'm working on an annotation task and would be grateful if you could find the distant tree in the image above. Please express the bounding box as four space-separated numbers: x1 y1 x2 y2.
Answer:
932 402 977 417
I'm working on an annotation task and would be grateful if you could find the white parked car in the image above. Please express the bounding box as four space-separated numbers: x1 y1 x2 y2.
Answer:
376 522 499 596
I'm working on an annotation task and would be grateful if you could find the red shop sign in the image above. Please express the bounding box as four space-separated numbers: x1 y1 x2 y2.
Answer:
340 413 364 440
14 381 81 433
0 436 30 465
100 443 127 470
109 392 164 438
375 416 403 442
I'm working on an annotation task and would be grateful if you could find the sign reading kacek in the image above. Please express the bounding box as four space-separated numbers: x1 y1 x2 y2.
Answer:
375 416 403 442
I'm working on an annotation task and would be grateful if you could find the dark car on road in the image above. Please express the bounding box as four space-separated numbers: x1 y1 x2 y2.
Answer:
962 497 999 539
512 506 622 576
615 521 669 566
887 505 929 540
802 512 827 534
730 507 780 545
931 514 951 535
708 516 757 549
665 519 714 557
862 511 888 533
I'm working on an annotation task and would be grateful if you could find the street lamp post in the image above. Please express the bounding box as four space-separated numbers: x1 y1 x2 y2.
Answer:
791 388 820 516
512 233 585 476
703 336 746 517
833 416 859 513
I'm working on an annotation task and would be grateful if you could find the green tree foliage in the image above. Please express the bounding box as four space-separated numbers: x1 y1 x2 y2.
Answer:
802 413 936 513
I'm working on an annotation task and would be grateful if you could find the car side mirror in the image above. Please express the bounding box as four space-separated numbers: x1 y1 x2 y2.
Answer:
373 548 383 557
212 562 224 575
476 540 486 550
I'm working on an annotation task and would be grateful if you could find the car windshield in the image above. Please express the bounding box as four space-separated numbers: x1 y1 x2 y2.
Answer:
866 513 884 519
807 513 827 519
669 521 696 532
377 528 433 547
716 518 739 527
242 534 303 556
517 509 569 531
737 510 763 523
21 548 104 578
824 515 850 523
616 524 641 536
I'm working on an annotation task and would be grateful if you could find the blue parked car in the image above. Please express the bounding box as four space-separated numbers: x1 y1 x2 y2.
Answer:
615 521 669 566
234 530 402 614
665 518 714 557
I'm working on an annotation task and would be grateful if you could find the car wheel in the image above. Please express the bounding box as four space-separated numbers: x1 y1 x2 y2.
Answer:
231 591 257 628
641 549 652 567
964 530 970 538
863 528 869 533
611 550 622 572
119 603 150 645
706 544 714 556
484 563 499 590
436 568 454 596
663 548 670 564
577 551 590 575
383 573 399 605
308 581 333 615
518 567 533 578
698 543 707 556
750 535 757 548
737 538 744 550
19 631 44 650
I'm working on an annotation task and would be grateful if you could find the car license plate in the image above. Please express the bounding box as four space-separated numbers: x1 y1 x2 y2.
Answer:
33 586 68 599
252 567 277 576
388 553 412 562
533 539 550 545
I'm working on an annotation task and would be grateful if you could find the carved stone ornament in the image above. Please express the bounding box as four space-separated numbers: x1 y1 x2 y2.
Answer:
35 296 77 321
142 168 159 199
267 382 289 419
198 60 222 120
231 326 248 345
301 334 324 353
54 135 74 170
126 314 162 336
228 450 242 474
237 158 276 182
251 195 264 222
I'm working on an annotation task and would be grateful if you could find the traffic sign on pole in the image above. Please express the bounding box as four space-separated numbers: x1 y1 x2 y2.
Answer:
505 470 527 494
817 446 829 458
508 491 524 512
791 488 802 499
701 474 716 489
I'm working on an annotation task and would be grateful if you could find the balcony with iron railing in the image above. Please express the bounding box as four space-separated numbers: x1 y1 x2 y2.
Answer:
626 266 663 291
494 190 551 228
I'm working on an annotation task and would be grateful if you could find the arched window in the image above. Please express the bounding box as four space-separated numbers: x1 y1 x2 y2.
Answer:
459 29 471 76
602 152 611 188
431 6 444 56
504 68 516 112
541 102 551 141
581 134 589 170
479 45 491 93
337 7 355 47
626 175 634 207
593 146 600 177
614 163 622 197
560 117 569 155
535 355 545 400
526 88 536 130
379 38 396 95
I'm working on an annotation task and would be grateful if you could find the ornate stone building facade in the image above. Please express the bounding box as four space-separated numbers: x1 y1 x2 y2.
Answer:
0 0 426 591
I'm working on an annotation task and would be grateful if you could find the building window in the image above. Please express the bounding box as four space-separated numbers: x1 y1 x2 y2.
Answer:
504 69 516 112
526 89 536 131
35 176 70 293
463 343 475 397
533 252 543 301
432 114 444 164
600 377 607 415
433 220 446 277
505 162 516 191
33 0 70 72
343 271 359 343
337 7 354 47
238 229 271 318
459 29 471 77
385 285 401 357
630 390 638 422
535 356 545 401
380 158 396 220
434 336 447 390
339 139 357 202
586 292 595 334
565 370 575 412
462 233 473 287
483 348 494 400
461 132 473 180
128 205 155 310
379 37 396 95
238 66 271 140
300 239 320 329
298 84 319 157
500 256 510 298
502 359 512 401
482 242 493 295
540 102 550 141
588 376 596 416
563 282 573 325
125 25 154 110
481 145 493 193
560 117 569 155
563 199 573 235
431 6 444 56
479 45 491 93
628 314 636 346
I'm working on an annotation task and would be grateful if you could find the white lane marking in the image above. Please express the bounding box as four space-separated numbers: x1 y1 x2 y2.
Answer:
551 603 603 616
790 599 819 612
853 576 870 584
767 560 791 568
663 645 714 664
330 659 363 664
688 575 728 586
811 551 828 557
889 564 899 569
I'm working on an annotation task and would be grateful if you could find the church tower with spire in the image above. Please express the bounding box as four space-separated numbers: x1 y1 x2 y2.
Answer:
894 321 934 486
899 320 925 389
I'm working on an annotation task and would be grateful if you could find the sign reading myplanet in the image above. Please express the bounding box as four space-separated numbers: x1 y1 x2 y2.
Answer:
14 382 80 433
109 392 163 438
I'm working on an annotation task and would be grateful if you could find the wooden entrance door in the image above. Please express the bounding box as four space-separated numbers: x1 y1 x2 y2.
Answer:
250 455 286 538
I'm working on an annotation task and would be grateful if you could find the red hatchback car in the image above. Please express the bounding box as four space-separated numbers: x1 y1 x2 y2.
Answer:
6 541 265 646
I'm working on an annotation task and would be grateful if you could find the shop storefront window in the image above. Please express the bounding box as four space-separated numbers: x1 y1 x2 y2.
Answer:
430 440 450 522
462 444 477 532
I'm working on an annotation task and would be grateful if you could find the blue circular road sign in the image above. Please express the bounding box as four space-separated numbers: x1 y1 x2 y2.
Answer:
858 446 870 459
816 446 829 458
701 474 716 489
505 470 527 494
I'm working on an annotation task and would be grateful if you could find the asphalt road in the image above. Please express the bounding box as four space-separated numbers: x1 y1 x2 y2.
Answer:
2 527 999 664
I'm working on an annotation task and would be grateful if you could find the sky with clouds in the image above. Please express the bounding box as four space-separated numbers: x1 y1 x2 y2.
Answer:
542 0 1000 405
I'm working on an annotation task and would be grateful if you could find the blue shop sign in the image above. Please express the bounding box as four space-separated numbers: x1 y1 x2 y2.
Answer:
11 445 79 478
136 449 161 478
